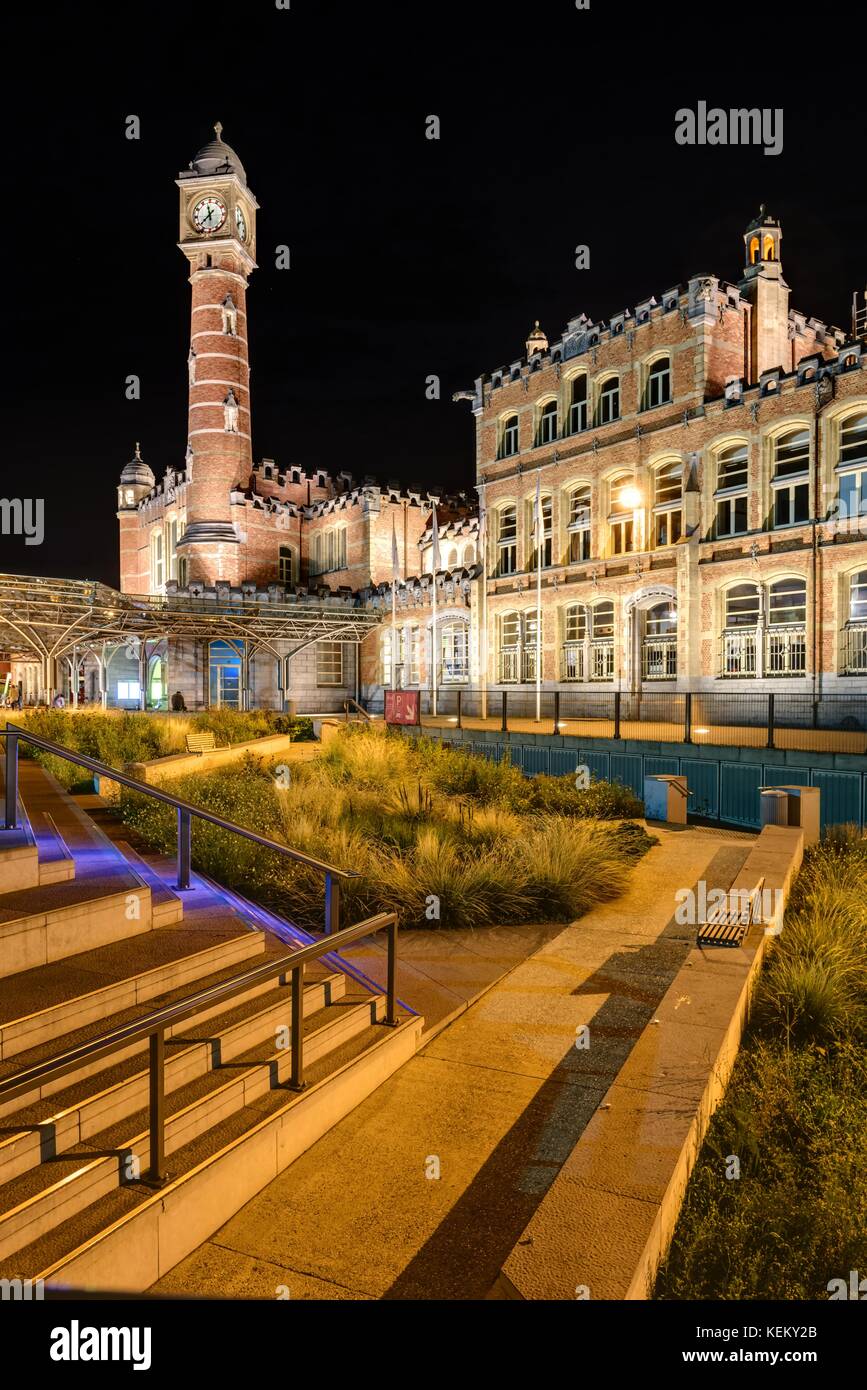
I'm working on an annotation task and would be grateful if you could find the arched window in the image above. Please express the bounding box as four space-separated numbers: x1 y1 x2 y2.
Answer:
499 415 519 459
844 570 867 674
209 639 242 709
749 235 760 264
646 357 672 409
499 610 521 682
597 376 620 426
767 579 807 674
768 577 806 626
278 545 295 585
561 604 586 680
589 601 614 679
715 443 749 537
849 569 867 622
763 235 775 261
836 412 867 524
642 601 677 680
497 505 518 575
645 601 677 636
567 484 591 562
569 375 588 434
726 583 761 627
446 547 458 569
591 600 614 638
722 584 760 677
772 428 810 528
463 543 476 565
441 622 469 682
653 460 683 547
608 473 635 555
537 400 558 446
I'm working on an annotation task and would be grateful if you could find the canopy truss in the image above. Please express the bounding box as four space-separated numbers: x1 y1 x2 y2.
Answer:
0 573 381 667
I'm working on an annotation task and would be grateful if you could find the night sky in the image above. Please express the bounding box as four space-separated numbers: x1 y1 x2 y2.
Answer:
4 2 863 586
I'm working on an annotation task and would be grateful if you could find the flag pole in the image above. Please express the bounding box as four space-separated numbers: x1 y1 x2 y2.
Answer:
535 471 543 723
390 515 400 692
479 491 488 723
430 502 439 720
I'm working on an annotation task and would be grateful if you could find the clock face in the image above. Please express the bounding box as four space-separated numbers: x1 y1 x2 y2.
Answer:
191 196 227 234
235 205 247 241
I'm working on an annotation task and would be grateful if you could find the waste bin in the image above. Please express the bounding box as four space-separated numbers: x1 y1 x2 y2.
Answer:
760 785 820 844
760 788 789 828
643 774 689 825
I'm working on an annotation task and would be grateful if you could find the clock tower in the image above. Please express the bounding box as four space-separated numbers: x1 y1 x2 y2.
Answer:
176 123 259 583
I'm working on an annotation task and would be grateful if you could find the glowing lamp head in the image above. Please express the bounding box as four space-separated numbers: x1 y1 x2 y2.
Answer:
618 484 642 509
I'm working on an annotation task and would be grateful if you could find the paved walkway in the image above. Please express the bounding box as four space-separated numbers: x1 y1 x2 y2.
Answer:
154 823 753 1300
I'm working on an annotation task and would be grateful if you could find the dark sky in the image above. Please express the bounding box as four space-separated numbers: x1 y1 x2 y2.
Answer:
4 1 863 586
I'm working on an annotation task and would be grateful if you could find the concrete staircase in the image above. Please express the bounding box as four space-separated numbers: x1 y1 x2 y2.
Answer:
0 759 422 1293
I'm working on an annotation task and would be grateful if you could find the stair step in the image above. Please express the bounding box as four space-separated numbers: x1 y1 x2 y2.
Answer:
0 992 385 1264
0 929 266 1063
3 1013 421 1288
113 842 183 927
35 813 75 886
0 971 348 1184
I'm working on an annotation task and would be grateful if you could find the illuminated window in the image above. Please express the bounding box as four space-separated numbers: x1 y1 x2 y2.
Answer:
772 429 810 528
608 474 635 554
316 642 343 686
528 493 552 568
653 461 683 547
835 412 867 523
768 578 806 626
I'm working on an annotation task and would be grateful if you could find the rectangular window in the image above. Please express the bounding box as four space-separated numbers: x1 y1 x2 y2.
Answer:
773 482 810 528
569 379 588 434
408 626 420 685
500 418 519 457
716 494 748 537
569 529 591 562
598 380 620 425
646 362 671 408
117 681 141 701
316 642 343 686
654 509 682 547
610 517 633 554
837 468 867 524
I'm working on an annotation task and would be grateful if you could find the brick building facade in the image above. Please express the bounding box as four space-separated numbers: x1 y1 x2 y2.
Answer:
105 130 864 716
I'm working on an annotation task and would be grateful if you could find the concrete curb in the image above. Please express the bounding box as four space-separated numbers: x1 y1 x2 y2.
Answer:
493 823 804 1301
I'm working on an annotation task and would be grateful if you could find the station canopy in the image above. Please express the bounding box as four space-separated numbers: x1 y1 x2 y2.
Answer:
0 573 381 666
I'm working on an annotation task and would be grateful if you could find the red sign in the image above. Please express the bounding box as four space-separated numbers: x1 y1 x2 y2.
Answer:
385 689 420 725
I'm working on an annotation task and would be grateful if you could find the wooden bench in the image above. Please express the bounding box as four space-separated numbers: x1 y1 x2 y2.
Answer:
185 731 216 755
697 877 765 949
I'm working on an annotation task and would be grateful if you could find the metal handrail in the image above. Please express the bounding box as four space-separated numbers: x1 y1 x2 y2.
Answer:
343 699 372 722
2 723 357 933
0 911 399 1184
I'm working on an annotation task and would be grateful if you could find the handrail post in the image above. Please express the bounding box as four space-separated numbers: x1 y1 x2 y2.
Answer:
4 725 18 830
501 690 508 733
684 692 693 744
613 691 622 740
766 692 775 750
553 690 560 732
177 806 192 890
456 689 462 730
385 915 398 1027
147 1028 167 1185
290 964 305 1089
325 872 340 936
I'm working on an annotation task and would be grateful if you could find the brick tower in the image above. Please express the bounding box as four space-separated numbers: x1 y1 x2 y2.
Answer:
175 124 259 584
